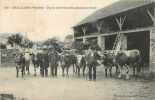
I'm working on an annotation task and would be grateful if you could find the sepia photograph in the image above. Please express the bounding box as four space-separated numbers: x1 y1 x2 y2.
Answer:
0 0 155 100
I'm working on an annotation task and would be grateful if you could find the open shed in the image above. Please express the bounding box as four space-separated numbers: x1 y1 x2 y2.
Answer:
73 0 155 73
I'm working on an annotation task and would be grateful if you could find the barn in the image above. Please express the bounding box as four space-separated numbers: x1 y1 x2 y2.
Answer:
73 0 155 74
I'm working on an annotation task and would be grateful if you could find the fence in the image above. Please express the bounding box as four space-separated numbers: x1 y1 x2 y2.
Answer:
0 49 19 67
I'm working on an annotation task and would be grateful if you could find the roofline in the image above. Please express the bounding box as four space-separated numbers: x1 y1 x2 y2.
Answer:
73 0 155 28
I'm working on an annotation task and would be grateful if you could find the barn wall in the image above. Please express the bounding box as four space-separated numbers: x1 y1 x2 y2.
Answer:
150 28 155 73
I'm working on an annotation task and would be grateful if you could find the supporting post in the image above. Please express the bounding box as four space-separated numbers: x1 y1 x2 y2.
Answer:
97 36 105 50
147 10 155 23
95 21 103 33
0 49 1 66
94 20 105 50
148 8 155 75
83 37 86 43
82 26 87 43
115 16 126 31
113 16 126 53
150 28 155 74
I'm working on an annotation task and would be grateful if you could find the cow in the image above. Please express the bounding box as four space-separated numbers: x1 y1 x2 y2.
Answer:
77 54 87 76
60 52 79 77
31 51 42 76
102 49 142 79
15 53 26 78
116 50 142 79
24 52 31 75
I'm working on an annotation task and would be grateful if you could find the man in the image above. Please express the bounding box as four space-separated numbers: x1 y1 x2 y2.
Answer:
86 47 98 81
49 49 59 77
40 49 49 77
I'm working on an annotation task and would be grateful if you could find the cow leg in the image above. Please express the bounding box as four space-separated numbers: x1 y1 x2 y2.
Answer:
133 65 136 77
109 67 112 77
118 65 122 79
115 65 119 74
16 66 19 78
51 66 54 76
93 66 96 81
55 66 58 77
83 65 86 76
26 65 30 75
66 67 69 77
40 66 44 77
50 66 52 76
34 66 36 76
77 65 80 76
40 67 42 76
88 66 92 80
53 66 55 76
34 64 37 76
21 65 25 78
125 65 130 80
75 64 78 74
62 67 65 76
73 64 75 74
105 68 108 77
28 65 30 75
45 68 48 77
25 61 30 75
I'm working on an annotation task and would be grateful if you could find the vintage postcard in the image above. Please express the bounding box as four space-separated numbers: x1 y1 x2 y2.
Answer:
0 0 155 100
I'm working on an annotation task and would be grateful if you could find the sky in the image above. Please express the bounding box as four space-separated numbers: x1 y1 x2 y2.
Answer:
0 0 119 42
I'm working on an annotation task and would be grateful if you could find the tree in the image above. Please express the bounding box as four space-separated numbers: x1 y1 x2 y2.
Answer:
0 43 6 49
21 38 34 48
43 37 62 53
7 34 23 47
7 33 34 49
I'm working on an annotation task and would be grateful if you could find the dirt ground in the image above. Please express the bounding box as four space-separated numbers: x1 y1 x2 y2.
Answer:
0 65 154 100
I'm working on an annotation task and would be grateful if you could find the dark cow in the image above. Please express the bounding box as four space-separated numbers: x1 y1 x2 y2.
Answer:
15 53 26 78
60 52 79 76
31 52 42 76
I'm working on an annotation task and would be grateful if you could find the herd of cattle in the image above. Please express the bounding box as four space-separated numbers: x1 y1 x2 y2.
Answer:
14 48 142 80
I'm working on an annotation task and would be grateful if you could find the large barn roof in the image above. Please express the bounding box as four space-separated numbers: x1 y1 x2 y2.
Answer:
75 0 154 27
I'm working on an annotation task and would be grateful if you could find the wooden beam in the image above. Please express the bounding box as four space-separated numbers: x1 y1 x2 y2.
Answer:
82 26 87 36
115 16 126 30
75 27 153 39
96 21 103 33
147 10 154 23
